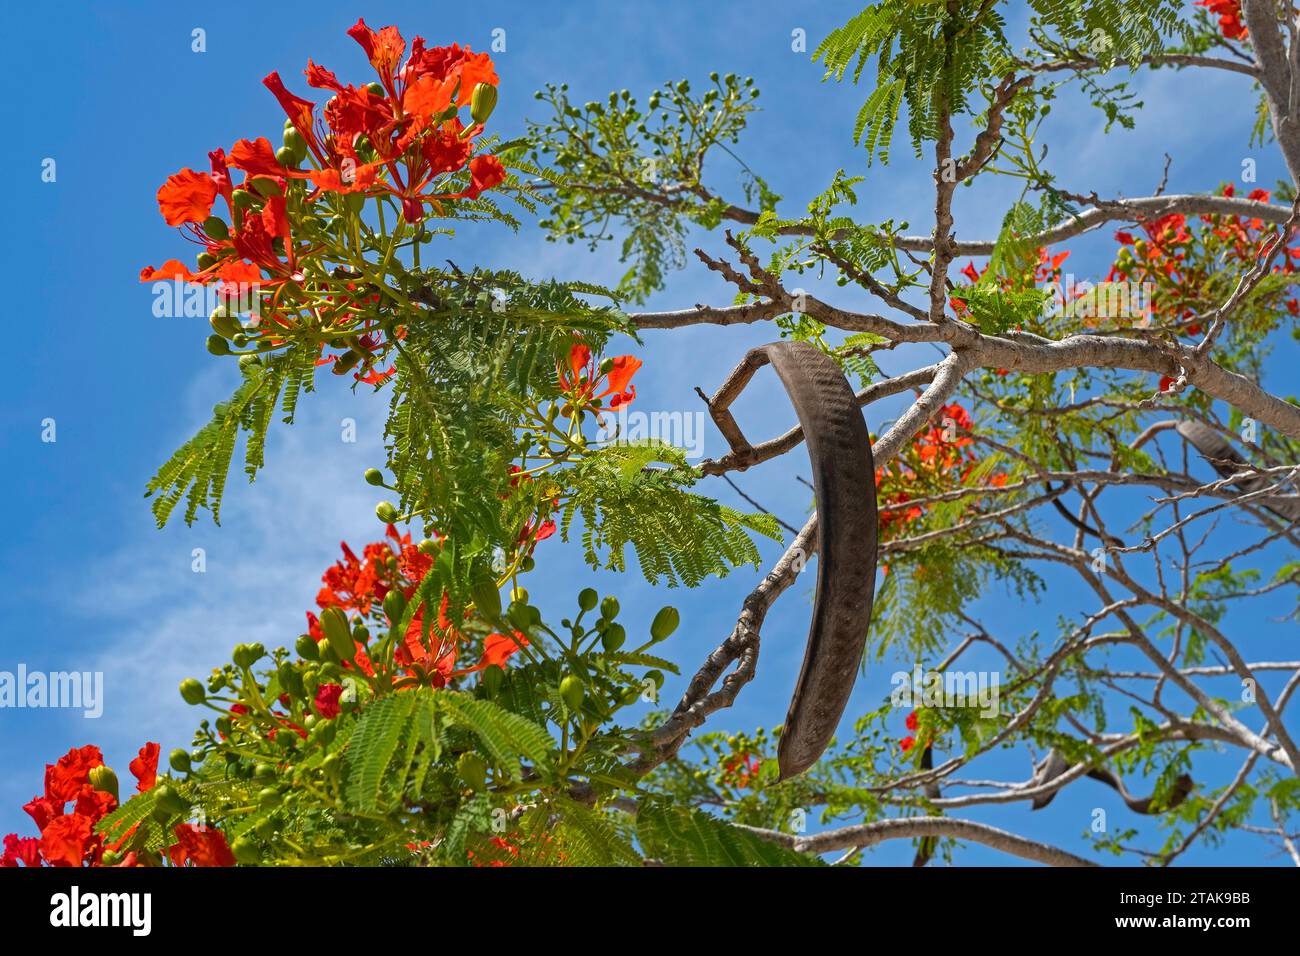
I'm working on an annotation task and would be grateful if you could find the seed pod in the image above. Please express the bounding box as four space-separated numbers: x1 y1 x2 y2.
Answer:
179 678 206 705
650 606 680 643
559 675 585 711
88 765 119 803
470 83 498 124
319 606 355 661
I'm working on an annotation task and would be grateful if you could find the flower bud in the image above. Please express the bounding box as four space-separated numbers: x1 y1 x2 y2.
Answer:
88 765 119 803
600 596 620 620
206 335 231 356
319 606 355 661
375 501 400 523
470 83 498 125
559 674 585 711
169 749 192 774
179 678 206 705
650 606 680 643
295 633 320 661
364 467 385 486
383 588 407 621
578 588 598 611
601 623 626 652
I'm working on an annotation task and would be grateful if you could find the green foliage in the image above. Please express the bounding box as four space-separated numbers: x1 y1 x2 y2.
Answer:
524 75 774 301
557 442 782 585
636 804 821 866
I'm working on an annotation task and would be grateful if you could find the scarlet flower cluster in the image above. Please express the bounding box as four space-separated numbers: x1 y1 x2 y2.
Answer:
2 744 234 867
307 524 529 689
874 402 1006 543
1197 0 1247 39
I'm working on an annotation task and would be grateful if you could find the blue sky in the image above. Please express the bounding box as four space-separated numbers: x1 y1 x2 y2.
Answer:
0 1 1294 864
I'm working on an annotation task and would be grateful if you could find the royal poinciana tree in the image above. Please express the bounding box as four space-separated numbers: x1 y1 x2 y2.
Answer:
6 1 1299 868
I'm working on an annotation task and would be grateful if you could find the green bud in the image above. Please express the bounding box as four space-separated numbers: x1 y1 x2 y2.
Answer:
471 577 503 621
154 784 188 816
578 588 598 612
600 596 620 620
559 675 585 712
197 252 217 270
169 749 192 774
601 623 626 652
275 145 298 168
363 467 385 486
88 765 119 803
295 633 320 661
375 501 400 523
383 588 407 622
365 82 384 96
258 787 282 808
205 335 231 356
231 836 260 865
650 606 680 643
232 189 257 210
319 606 355 661
179 678 206 705
470 83 498 124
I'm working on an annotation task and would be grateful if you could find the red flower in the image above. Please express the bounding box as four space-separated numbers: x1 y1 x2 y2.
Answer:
44 745 104 803
129 742 160 793
40 814 97 868
168 824 236 867
900 736 916 753
905 711 919 731
315 683 344 719
155 168 218 226
0 834 42 868
463 155 506 199
559 343 643 409
1197 0 1247 39
477 631 530 671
